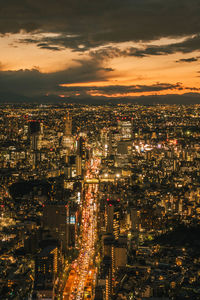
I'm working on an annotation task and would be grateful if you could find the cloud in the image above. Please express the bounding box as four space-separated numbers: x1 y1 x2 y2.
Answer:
1 0 200 53
0 58 198 102
58 82 200 98
0 59 113 98
89 34 200 60
141 34 200 56
19 35 95 52
60 83 183 94
176 57 200 63
37 43 64 51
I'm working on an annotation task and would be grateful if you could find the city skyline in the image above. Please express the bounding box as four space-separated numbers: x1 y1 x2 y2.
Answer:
1 1 200 103
0 103 200 299
1 2 200 297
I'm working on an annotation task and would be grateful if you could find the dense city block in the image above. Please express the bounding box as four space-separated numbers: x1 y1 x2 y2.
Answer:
0 104 200 300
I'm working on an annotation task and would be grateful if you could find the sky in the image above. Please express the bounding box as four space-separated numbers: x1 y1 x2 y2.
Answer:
1 0 200 103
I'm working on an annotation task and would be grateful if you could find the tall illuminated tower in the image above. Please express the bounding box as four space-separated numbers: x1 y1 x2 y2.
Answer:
64 112 72 136
29 120 42 168
62 112 74 154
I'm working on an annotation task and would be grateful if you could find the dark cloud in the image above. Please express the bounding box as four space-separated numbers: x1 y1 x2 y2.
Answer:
0 59 113 97
176 57 200 63
2 0 200 52
59 82 200 97
141 34 200 56
37 43 64 51
89 34 200 60
0 64 195 100
19 35 95 52
59 83 182 94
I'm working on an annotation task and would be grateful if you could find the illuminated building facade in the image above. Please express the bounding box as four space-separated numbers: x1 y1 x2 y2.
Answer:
117 118 133 140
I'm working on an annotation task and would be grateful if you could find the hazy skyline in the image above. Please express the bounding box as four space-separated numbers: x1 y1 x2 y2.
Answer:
1 0 200 103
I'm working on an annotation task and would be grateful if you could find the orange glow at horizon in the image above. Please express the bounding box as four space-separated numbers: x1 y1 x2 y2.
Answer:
59 87 198 99
89 88 196 98
1 32 200 97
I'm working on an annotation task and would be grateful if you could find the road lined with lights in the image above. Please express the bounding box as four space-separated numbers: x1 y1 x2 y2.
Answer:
63 158 100 300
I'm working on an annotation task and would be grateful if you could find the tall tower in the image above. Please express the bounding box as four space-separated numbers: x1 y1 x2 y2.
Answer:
29 120 41 150
105 199 120 240
64 112 72 136
29 120 42 168
76 155 82 176
77 137 86 160
62 112 74 154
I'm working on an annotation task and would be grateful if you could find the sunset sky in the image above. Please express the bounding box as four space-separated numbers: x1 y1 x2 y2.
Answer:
1 0 200 103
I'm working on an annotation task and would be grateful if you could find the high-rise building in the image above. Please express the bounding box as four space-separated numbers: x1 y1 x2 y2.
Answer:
29 120 41 136
101 234 127 299
43 202 77 250
102 235 115 300
113 210 120 240
43 203 68 249
105 199 120 239
64 112 72 136
29 120 42 168
113 237 127 270
76 155 82 176
62 112 74 153
117 118 133 140
29 120 41 151
34 244 58 299
77 136 86 160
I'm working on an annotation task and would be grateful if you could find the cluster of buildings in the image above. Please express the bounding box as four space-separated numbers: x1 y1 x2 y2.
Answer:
94 105 200 299
0 103 200 299
0 105 87 299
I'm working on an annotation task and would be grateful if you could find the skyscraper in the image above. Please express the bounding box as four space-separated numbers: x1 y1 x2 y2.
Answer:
43 203 68 249
43 202 77 250
105 199 120 240
76 155 82 176
117 118 133 140
62 112 74 153
34 244 58 299
77 136 86 160
64 112 72 136
29 120 41 151
29 120 42 168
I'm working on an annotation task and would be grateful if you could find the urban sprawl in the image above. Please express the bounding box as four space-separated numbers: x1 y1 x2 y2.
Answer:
0 104 200 300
